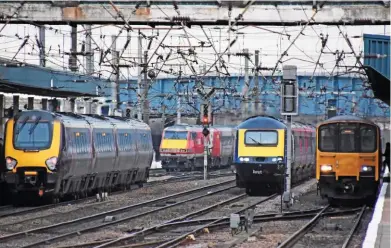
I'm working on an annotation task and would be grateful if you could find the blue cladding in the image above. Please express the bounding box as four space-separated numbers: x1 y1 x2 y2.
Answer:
363 34 390 79
121 75 390 118
0 64 109 96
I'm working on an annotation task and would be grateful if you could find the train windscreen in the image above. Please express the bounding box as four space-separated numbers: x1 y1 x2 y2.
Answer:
319 124 338 152
14 120 52 150
244 130 278 146
319 123 377 153
163 131 188 140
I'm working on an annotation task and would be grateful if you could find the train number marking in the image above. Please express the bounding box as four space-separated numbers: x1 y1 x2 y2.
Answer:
253 170 263 174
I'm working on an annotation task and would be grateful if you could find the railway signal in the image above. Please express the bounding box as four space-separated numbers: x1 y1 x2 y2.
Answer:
201 103 210 180
281 65 298 208
125 108 131 118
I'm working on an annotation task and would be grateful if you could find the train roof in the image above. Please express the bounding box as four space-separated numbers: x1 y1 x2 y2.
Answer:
15 110 151 130
318 115 377 126
164 124 202 131
237 115 314 130
237 116 287 129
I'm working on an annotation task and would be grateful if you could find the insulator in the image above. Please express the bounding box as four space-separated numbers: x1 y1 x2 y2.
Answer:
171 16 191 23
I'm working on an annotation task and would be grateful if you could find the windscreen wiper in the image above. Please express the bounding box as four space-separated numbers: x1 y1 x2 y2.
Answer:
16 116 30 135
28 116 42 135
249 137 263 146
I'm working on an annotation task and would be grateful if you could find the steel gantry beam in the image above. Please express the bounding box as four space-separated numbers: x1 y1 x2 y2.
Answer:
0 1 389 26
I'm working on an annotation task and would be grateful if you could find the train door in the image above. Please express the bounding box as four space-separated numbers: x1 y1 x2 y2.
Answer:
194 131 204 155
212 130 221 166
335 123 359 177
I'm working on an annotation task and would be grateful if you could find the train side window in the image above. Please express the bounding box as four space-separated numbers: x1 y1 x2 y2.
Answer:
319 124 338 152
360 124 377 153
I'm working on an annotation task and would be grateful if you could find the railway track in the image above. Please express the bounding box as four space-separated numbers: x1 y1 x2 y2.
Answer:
0 179 236 247
89 194 279 248
0 169 233 219
277 205 367 248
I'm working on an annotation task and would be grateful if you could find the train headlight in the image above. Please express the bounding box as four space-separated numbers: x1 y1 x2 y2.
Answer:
320 164 333 172
45 157 58 171
361 165 373 172
239 157 250 162
5 157 17 170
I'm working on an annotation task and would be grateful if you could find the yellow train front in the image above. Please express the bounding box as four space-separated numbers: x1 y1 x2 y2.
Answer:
316 115 381 204
234 116 316 196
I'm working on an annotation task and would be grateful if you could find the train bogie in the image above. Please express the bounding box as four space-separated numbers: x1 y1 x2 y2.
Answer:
2 111 153 204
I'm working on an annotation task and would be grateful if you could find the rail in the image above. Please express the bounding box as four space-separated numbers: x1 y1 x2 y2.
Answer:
18 180 236 248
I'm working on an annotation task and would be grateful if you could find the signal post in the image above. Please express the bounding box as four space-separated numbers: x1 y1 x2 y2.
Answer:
198 86 216 181
201 103 211 180
280 65 299 206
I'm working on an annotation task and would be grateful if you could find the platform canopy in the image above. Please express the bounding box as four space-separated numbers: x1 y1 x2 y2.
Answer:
0 1 389 26
0 57 111 98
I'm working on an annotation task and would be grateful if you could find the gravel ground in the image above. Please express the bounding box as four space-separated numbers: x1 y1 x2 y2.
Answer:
39 184 244 248
0 176 234 248
172 179 324 248
0 176 234 229
293 210 369 248
347 208 373 248
255 179 323 214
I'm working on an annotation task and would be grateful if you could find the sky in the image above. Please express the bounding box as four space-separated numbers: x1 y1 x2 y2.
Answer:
0 23 389 80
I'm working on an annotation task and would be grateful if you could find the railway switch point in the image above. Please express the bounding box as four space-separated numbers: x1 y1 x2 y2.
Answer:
103 216 116 222
230 213 241 235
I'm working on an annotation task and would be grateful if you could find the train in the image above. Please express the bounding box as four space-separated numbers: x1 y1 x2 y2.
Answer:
1 110 154 205
159 124 236 171
233 116 316 196
316 115 382 204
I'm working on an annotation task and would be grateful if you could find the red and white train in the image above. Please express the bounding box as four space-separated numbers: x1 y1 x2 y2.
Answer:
159 124 236 171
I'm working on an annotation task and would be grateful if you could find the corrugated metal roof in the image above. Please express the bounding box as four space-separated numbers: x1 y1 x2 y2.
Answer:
363 34 390 79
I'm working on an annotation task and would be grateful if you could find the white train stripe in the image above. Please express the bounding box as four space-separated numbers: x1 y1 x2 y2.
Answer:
362 170 389 248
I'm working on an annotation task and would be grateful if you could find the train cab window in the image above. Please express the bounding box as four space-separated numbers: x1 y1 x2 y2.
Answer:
360 124 377 153
319 124 338 152
339 124 357 153
244 130 278 146
191 132 197 140
164 131 187 140
14 121 51 150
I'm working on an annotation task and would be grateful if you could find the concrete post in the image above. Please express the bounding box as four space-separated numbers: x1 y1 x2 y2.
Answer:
13 95 19 116
85 24 93 75
137 32 142 121
0 94 4 136
27 97 34 110
110 35 119 112
42 98 48 110
69 24 78 72
143 50 150 124
254 50 260 112
70 98 75 113
39 26 46 67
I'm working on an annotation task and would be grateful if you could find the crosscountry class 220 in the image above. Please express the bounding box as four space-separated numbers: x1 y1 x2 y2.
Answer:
234 115 316 196
1 110 154 205
316 115 383 205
